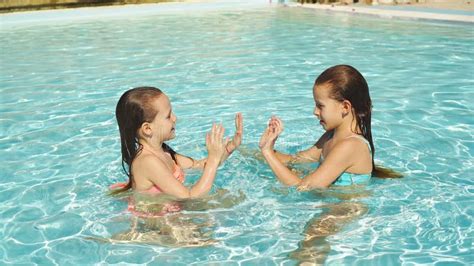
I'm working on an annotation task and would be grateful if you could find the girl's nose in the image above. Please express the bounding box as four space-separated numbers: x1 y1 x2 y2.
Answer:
313 107 320 117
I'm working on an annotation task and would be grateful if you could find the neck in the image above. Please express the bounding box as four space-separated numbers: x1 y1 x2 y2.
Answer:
139 139 164 154
332 115 361 140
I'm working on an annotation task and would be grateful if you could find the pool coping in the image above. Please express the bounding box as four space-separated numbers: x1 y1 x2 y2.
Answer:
0 1 266 26
1 1 473 26
288 3 474 24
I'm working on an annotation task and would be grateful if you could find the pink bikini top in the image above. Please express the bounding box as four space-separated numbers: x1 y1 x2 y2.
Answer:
109 163 186 194
142 164 186 194
109 161 186 218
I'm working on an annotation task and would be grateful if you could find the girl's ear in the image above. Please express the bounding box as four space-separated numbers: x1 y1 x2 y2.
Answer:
140 122 153 138
341 100 352 118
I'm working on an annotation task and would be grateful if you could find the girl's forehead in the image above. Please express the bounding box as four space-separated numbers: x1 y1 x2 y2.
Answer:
153 94 171 111
313 84 332 98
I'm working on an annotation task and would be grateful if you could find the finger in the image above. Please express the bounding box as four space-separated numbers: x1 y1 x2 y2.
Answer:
236 113 243 133
235 113 240 127
211 123 217 143
219 124 225 142
213 124 221 145
216 124 224 144
273 118 279 126
269 116 277 126
275 117 283 128
274 120 281 130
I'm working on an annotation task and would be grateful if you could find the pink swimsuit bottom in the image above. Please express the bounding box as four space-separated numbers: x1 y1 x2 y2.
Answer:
110 164 186 218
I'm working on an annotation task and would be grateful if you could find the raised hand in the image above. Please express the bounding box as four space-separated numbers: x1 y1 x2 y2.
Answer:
259 116 284 152
206 124 229 161
269 116 284 135
225 113 243 155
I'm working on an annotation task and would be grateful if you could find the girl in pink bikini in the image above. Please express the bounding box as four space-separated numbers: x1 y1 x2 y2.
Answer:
111 86 243 217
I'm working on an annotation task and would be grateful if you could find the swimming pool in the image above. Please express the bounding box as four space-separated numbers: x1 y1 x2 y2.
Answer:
1 1 473 265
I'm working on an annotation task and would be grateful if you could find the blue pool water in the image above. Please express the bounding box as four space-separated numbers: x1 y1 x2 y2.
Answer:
1 2 473 265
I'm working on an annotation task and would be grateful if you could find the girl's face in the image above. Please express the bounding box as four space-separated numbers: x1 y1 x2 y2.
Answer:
148 95 177 141
312 84 345 131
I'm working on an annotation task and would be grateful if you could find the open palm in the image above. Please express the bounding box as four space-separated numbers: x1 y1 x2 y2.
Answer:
259 116 283 151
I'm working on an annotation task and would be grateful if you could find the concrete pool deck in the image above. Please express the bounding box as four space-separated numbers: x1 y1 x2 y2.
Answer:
288 2 474 23
1 0 473 25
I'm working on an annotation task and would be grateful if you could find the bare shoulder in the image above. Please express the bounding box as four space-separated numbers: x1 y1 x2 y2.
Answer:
314 130 333 148
133 153 171 173
131 152 183 193
331 137 371 161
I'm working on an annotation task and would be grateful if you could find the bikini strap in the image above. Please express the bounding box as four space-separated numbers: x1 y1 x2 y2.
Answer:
344 135 372 154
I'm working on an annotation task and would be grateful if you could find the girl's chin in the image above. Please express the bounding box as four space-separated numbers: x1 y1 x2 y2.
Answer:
167 131 176 140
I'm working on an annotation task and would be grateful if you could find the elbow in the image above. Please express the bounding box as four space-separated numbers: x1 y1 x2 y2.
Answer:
290 179 303 187
298 180 330 190
188 189 210 199
174 190 193 200
175 192 191 200
312 183 330 189
187 191 198 199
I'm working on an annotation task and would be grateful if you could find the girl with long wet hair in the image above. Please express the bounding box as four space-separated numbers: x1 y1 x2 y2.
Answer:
112 87 243 202
259 64 401 189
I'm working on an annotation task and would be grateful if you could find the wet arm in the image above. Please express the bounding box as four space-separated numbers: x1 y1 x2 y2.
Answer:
263 141 353 189
144 156 220 198
175 153 227 169
262 149 302 186
299 142 355 189
273 145 322 164
273 130 329 164
188 157 220 197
